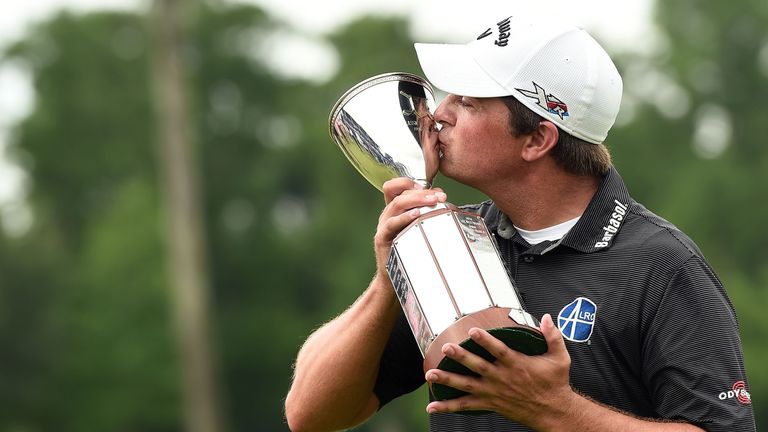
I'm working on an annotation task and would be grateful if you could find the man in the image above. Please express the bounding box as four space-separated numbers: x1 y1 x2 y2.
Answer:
285 13 755 432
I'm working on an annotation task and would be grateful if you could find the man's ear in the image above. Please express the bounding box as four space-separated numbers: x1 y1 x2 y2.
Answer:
521 121 559 162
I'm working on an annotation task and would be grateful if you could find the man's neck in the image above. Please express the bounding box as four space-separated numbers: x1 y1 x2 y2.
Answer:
488 170 600 231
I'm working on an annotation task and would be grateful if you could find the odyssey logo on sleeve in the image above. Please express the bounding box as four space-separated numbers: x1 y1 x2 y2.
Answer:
557 297 597 342
718 381 751 405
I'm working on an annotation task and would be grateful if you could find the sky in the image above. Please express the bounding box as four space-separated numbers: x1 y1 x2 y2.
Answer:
0 0 657 232
0 0 659 47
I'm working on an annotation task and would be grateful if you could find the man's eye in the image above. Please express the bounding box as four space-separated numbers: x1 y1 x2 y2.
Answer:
458 97 472 107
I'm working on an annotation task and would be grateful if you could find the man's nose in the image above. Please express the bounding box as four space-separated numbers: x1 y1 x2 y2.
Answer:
433 94 456 128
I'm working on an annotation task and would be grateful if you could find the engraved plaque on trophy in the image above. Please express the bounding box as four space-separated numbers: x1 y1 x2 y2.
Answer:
329 73 547 404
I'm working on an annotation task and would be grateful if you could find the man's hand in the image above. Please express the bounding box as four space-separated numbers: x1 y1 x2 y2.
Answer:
424 314 577 428
374 178 447 280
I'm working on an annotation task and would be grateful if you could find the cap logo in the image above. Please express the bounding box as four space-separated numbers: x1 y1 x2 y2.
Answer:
516 82 569 120
494 17 511 47
476 28 492 40
557 297 596 342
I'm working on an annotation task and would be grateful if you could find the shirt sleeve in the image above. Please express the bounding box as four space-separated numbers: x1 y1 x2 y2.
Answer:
373 310 426 407
641 256 755 431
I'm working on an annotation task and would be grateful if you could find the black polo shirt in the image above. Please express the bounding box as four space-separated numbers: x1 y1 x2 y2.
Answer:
373 168 755 431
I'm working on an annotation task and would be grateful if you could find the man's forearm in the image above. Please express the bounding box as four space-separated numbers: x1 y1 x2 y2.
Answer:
285 275 401 432
532 391 705 432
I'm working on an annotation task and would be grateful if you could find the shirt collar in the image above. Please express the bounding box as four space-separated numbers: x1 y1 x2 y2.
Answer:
561 167 633 253
486 167 633 254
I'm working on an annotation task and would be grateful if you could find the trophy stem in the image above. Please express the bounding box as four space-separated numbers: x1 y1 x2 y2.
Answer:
414 179 432 189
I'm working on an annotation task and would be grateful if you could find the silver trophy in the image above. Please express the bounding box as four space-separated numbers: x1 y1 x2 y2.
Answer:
329 72 546 404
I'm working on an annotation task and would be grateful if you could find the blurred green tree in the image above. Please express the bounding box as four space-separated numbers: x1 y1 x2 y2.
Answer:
1 10 179 432
0 4 438 431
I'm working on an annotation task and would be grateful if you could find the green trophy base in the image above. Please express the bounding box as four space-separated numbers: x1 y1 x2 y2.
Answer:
430 326 548 415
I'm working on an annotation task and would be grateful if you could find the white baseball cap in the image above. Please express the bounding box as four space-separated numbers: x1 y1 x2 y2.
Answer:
415 14 623 144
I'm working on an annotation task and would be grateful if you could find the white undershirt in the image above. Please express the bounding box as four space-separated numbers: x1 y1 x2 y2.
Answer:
514 215 581 245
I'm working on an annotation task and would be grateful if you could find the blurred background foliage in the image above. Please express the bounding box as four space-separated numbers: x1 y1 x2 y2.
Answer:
0 0 765 430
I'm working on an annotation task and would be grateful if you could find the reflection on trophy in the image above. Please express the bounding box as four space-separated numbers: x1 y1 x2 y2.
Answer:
329 73 547 405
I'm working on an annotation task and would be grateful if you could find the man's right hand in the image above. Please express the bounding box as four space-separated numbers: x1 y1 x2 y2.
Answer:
373 178 447 281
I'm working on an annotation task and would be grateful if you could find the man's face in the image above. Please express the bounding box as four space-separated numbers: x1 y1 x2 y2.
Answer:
434 94 520 188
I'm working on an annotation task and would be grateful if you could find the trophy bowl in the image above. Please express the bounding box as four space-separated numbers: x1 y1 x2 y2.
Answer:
329 73 547 408
329 72 439 190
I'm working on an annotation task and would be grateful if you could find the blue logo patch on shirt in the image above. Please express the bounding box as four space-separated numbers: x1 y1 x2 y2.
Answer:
558 297 597 342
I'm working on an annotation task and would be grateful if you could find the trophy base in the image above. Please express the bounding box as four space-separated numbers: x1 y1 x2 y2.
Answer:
430 327 547 402
424 308 547 414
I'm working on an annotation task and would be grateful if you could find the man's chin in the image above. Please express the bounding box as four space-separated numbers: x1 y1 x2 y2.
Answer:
437 164 457 181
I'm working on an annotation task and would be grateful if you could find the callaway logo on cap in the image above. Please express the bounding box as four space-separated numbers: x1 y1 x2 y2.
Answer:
414 14 623 144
